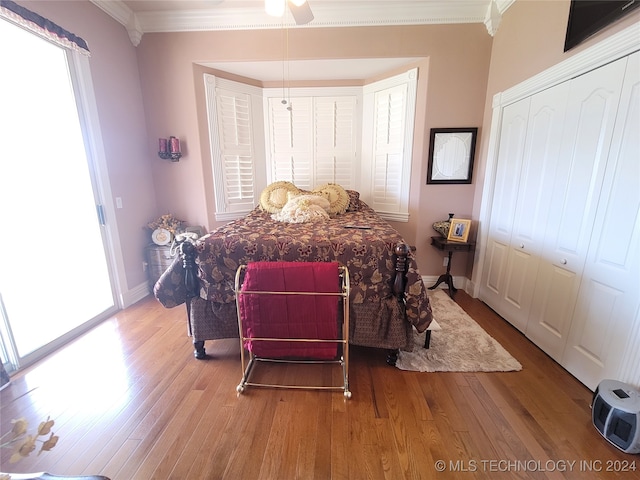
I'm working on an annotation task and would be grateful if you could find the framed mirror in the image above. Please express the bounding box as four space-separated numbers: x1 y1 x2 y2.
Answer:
426 127 477 184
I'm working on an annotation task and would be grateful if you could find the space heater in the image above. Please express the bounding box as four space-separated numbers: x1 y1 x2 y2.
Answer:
592 379 640 454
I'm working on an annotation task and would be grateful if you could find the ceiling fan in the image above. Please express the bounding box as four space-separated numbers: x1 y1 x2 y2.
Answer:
265 0 314 25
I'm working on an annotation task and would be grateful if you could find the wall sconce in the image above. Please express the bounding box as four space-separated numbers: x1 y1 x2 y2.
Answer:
158 136 182 162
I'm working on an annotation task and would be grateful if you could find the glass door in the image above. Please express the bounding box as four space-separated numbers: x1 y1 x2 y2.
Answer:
0 18 116 371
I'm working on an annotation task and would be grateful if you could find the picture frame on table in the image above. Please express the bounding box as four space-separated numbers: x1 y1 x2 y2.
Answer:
447 218 472 243
426 127 478 184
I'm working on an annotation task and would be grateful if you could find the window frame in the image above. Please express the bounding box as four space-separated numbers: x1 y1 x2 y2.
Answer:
205 70 417 222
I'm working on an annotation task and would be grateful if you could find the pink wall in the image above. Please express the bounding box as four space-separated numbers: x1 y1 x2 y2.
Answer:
473 1 640 228
135 24 493 277
14 1 158 291
18 1 636 289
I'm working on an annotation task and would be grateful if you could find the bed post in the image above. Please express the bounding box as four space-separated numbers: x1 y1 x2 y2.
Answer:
393 243 409 299
179 241 206 359
387 243 409 366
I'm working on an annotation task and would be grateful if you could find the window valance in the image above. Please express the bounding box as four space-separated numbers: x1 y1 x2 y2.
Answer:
0 0 90 56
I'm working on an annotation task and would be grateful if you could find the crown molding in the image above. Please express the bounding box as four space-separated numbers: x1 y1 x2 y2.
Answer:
91 0 509 46
495 0 516 15
484 0 514 36
91 0 142 45
92 0 132 26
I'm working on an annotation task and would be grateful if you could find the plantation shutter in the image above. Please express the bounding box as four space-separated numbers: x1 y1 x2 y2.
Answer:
268 97 314 190
314 97 357 188
216 88 254 209
362 68 417 222
267 94 357 190
372 84 406 212
205 75 419 223
204 74 264 221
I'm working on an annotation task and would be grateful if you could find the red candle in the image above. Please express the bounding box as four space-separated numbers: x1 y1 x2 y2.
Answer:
159 138 168 153
169 137 180 153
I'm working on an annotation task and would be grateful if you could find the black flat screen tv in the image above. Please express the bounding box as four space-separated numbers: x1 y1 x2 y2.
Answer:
564 0 639 51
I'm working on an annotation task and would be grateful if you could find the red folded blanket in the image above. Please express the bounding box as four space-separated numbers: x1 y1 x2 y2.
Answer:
238 261 341 359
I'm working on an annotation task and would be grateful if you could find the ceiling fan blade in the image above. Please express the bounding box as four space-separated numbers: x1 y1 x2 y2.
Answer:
289 1 314 25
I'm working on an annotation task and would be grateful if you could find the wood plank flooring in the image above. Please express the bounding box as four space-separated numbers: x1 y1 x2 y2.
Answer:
1 291 639 479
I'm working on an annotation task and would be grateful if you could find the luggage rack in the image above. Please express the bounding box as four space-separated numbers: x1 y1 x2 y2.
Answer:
234 262 351 398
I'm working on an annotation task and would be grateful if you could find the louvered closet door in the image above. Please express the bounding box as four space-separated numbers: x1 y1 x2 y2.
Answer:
314 97 357 188
479 98 530 327
526 56 628 362
561 52 640 389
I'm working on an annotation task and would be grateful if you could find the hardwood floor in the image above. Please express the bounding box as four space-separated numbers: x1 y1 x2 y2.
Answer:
1 291 638 479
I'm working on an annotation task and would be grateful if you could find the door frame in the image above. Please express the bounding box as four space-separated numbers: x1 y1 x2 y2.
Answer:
0 43 126 374
69 47 127 309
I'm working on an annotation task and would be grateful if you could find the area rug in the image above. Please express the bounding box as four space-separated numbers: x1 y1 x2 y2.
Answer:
396 289 522 372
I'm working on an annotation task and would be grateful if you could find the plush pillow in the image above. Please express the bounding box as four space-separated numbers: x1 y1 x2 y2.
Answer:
312 183 349 215
286 190 327 202
259 181 299 213
272 194 331 223
345 189 362 212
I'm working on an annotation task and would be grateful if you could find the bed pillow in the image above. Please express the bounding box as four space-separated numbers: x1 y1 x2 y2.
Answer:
286 190 327 202
345 189 362 212
312 183 349 215
272 194 331 223
259 181 300 213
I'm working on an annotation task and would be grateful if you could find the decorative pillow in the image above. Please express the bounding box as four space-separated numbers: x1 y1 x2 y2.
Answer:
272 194 331 224
312 183 349 215
286 190 327 202
345 189 362 212
259 181 299 213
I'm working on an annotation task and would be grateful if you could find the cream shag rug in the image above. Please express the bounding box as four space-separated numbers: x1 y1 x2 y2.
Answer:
396 290 522 372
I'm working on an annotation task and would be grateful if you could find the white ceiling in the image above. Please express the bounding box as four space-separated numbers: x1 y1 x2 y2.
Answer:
90 0 513 81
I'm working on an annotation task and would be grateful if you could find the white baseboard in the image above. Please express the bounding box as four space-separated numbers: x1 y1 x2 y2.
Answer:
466 279 477 297
120 281 151 308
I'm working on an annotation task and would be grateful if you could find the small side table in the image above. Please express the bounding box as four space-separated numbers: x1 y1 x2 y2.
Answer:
146 244 176 291
428 236 475 297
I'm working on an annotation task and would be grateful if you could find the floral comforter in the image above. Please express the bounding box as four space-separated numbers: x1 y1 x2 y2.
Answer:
154 202 433 347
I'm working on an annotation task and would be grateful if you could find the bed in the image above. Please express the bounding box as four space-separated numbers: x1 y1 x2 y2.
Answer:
153 183 433 364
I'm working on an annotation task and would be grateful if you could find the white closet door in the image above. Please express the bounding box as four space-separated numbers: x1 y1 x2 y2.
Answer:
499 81 570 330
562 52 640 389
526 57 627 361
479 98 530 325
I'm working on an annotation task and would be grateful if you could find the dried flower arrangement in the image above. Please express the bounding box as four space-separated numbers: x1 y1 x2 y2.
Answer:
0 417 58 476
146 214 185 235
